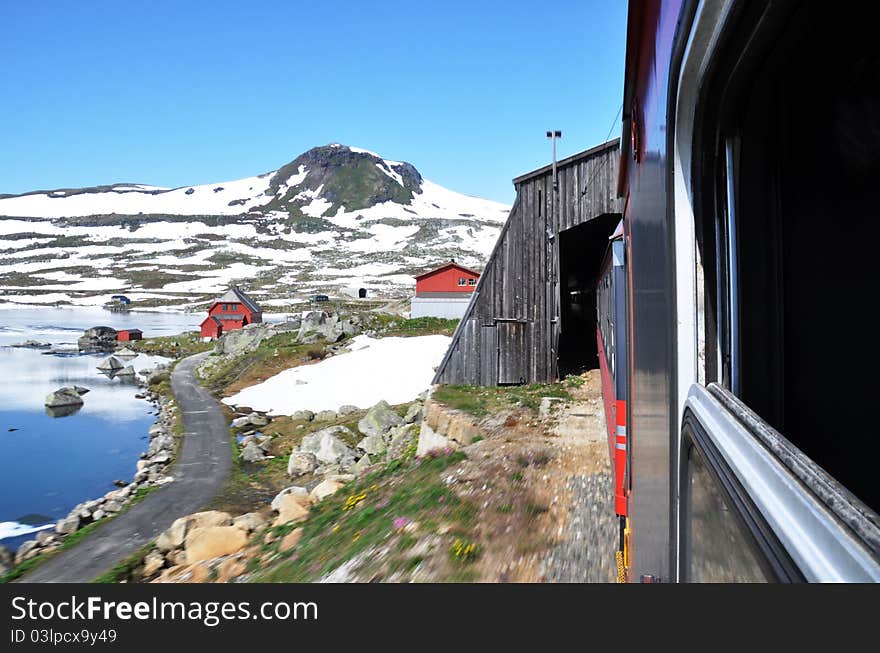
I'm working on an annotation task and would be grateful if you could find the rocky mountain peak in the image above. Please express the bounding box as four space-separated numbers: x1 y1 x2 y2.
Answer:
266 144 423 215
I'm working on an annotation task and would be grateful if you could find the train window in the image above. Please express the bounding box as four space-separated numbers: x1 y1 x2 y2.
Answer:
682 436 769 582
697 2 880 513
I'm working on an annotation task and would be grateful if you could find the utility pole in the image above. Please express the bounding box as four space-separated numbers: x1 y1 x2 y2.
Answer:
546 130 562 380
546 130 562 191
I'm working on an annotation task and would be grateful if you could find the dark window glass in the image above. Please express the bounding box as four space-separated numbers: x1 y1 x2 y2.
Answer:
458 277 466 286
684 442 769 582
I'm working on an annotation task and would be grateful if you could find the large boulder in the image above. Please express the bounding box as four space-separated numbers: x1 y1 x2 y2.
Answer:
232 512 268 534
115 365 136 377
357 433 386 457
314 409 338 422
386 423 420 460
55 515 80 535
310 479 344 502
78 326 117 352
299 426 356 467
273 495 309 526
184 526 247 564
297 311 344 343
45 387 85 408
214 323 273 357
358 400 404 438
155 511 232 552
287 451 318 477
292 410 315 422
271 486 311 512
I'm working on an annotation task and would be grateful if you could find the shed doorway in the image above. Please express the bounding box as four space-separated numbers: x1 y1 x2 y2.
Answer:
556 213 621 377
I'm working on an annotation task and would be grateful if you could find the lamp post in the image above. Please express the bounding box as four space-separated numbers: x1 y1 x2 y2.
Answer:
546 130 562 192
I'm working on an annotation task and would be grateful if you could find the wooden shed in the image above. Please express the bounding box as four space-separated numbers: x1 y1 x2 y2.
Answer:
433 139 621 385
116 328 143 341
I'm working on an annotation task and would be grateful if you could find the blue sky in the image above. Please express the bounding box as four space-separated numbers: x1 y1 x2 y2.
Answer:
0 1 627 204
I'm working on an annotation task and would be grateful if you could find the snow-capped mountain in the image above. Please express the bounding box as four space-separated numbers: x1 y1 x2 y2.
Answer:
0 144 510 309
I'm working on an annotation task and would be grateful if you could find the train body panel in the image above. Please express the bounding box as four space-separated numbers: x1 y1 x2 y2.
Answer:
615 0 880 581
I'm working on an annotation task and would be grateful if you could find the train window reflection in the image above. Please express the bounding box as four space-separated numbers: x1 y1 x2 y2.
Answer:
685 443 769 582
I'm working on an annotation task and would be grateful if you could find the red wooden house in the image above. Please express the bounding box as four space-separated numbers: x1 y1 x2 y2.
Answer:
200 286 263 340
414 261 481 297
116 329 143 341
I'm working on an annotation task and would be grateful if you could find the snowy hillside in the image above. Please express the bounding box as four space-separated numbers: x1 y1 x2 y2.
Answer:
0 145 510 309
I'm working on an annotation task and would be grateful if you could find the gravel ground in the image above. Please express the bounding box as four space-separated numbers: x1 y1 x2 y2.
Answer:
542 471 618 583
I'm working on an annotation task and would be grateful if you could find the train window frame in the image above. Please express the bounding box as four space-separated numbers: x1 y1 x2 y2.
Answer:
680 408 798 582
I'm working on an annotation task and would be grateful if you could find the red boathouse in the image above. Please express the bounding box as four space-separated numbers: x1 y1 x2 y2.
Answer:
200 286 263 340
116 329 143 341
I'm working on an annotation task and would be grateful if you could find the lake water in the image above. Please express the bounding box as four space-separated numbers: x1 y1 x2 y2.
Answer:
0 306 202 553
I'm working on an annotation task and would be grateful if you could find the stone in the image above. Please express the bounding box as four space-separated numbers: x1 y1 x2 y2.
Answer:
148 451 172 466
358 400 404 438
353 454 373 475
240 441 266 463
538 396 566 420
184 526 247 564
297 311 344 343
35 530 56 546
310 479 344 502
55 515 80 535
278 528 304 552
299 426 356 466
104 500 123 513
142 551 165 577
273 495 309 526
287 451 318 477
357 433 386 456
416 422 451 457
386 423 419 460
115 365 136 377
97 356 124 372
231 416 251 428
271 486 310 512
232 512 268 533
216 556 247 583
248 413 270 427
156 511 232 552
404 404 423 424
92 509 106 521
338 404 360 415
0 545 12 574
44 387 85 408
292 410 315 422
314 409 338 422
14 540 39 565
214 324 274 357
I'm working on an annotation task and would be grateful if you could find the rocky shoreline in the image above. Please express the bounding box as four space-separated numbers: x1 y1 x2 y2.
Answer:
0 362 180 573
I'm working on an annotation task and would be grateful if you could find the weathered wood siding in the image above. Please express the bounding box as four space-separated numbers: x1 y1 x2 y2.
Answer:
434 139 621 385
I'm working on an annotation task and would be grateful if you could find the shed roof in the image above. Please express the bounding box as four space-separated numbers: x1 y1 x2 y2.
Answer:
212 286 261 314
512 138 620 186
414 261 481 280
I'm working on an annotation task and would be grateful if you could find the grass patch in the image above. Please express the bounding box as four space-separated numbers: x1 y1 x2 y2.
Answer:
362 314 460 337
134 331 213 358
432 383 572 418
93 543 155 583
252 450 472 582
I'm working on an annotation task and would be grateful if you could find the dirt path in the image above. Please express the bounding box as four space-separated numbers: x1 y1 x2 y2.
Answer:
443 370 617 582
21 353 231 583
